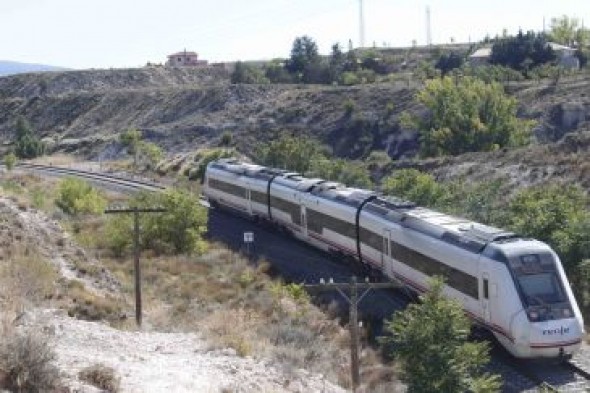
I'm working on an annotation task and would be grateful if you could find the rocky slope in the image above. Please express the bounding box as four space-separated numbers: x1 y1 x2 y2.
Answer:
0 66 589 161
0 192 347 393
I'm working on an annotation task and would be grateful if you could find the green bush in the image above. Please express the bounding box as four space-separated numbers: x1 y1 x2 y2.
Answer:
3 152 16 170
410 76 533 157
107 190 208 255
381 277 501 392
382 169 443 207
14 117 45 159
55 178 106 216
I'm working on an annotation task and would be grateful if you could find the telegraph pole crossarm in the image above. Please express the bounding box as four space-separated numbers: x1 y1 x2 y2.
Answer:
104 206 167 327
303 276 402 392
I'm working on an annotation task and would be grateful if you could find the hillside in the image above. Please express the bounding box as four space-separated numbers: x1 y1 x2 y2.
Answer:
0 66 589 162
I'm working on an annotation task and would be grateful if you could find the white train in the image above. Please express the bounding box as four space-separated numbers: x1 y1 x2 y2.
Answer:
203 158 585 359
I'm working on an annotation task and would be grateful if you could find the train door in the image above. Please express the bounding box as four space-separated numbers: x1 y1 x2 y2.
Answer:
382 229 391 276
300 206 308 237
481 272 491 323
245 181 253 216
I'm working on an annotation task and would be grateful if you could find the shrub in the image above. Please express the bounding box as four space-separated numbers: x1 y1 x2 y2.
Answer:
3 152 16 171
0 330 61 393
55 177 106 216
78 364 120 392
382 169 443 207
411 76 533 157
106 190 208 255
14 117 45 159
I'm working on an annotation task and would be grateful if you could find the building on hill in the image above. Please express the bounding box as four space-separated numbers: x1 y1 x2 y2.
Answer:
467 47 492 67
166 50 208 67
547 42 580 70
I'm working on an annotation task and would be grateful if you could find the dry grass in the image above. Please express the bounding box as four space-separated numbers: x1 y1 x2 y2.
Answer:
0 247 58 311
0 328 62 393
78 363 120 392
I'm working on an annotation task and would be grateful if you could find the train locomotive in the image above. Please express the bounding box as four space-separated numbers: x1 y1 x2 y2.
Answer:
203 158 585 358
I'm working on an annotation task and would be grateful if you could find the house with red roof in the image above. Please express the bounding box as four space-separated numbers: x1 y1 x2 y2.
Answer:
166 50 208 67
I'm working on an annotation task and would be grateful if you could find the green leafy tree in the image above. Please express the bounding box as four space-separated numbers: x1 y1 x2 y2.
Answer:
381 277 501 393
285 36 328 83
55 177 106 216
4 152 17 170
328 43 345 83
255 134 325 174
286 36 320 76
309 158 372 188
231 61 270 84
133 190 208 254
264 59 293 83
550 15 590 47
435 52 464 76
120 128 141 154
505 184 589 270
410 76 533 157
191 148 235 182
382 169 443 206
14 117 45 159
137 141 163 170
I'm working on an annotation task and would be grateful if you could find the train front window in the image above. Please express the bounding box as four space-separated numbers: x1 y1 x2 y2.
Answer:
508 252 573 320
518 273 566 306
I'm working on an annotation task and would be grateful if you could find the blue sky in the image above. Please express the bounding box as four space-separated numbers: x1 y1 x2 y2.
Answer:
0 0 588 69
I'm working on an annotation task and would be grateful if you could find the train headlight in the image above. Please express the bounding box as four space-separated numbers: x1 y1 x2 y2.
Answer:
563 308 571 318
528 311 539 321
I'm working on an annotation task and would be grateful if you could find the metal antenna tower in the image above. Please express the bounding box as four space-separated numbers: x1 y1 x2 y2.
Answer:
426 5 432 46
359 0 365 48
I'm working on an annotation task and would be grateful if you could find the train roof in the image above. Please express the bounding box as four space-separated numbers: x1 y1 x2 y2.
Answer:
208 159 520 253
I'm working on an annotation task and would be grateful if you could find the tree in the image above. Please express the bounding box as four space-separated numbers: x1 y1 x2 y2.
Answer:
309 158 372 188
505 184 589 272
489 30 556 73
328 43 345 83
264 59 293 83
55 177 106 216
550 15 590 47
137 141 163 170
409 76 533 157
382 169 443 207
120 128 141 156
285 36 328 83
120 128 163 170
4 152 17 170
133 190 208 254
286 36 320 76
381 277 501 393
231 61 269 84
255 134 325 174
14 117 45 159
435 52 464 76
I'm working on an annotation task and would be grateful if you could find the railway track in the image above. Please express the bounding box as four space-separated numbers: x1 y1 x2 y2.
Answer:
14 163 167 192
488 343 590 392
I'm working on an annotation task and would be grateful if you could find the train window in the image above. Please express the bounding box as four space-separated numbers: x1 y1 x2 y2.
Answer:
518 273 566 306
483 279 489 299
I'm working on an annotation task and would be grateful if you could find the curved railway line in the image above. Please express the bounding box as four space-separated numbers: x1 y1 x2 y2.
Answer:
15 163 167 192
10 162 590 392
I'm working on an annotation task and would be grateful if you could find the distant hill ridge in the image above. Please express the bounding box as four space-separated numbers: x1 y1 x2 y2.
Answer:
0 60 69 76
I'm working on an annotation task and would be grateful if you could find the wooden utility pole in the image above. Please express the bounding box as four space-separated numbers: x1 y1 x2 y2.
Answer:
304 276 401 392
104 206 166 327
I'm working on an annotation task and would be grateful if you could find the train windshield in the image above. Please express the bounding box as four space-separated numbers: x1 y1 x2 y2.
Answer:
518 272 566 306
509 252 573 320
